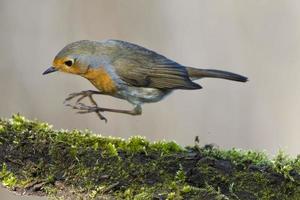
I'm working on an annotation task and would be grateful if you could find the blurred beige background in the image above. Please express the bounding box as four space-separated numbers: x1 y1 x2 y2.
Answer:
1 0 300 199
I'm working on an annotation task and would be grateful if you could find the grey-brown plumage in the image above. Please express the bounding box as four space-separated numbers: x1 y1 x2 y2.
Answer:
111 40 202 90
44 39 248 121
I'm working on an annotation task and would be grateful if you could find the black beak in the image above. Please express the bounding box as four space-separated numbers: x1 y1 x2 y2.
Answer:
43 66 58 75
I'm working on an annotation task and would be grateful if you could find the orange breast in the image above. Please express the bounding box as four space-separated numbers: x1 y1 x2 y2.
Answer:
83 68 117 94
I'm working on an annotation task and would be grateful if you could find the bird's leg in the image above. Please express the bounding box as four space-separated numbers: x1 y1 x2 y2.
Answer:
70 104 142 116
64 90 108 122
64 90 142 122
86 95 108 122
64 90 104 104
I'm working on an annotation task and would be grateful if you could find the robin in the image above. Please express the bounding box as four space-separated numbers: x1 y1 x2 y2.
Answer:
43 39 247 122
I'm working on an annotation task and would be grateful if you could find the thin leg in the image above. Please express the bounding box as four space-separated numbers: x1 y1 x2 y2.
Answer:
64 90 104 104
87 95 108 122
64 90 142 122
64 90 108 122
69 103 142 116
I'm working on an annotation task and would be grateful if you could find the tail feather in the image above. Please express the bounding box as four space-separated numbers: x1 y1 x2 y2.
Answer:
186 67 248 82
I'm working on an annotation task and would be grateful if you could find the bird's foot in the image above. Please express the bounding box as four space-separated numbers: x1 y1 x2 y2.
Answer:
67 103 141 117
64 90 103 104
64 90 142 122
64 90 108 122
66 103 108 122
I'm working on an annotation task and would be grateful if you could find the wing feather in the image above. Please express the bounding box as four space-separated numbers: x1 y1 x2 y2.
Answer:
108 40 201 90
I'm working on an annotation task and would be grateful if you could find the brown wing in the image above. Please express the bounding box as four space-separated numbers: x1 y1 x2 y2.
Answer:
109 40 202 90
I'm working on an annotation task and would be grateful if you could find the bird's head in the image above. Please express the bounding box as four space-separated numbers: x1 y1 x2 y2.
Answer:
43 40 99 76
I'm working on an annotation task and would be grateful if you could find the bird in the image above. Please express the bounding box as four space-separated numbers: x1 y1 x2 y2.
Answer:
43 39 247 122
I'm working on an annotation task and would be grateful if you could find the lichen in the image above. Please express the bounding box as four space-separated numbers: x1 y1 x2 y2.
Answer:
0 114 299 199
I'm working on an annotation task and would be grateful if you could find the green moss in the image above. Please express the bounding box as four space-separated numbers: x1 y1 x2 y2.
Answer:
175 165 186 183
104 143 119 157
0 114 299 199
125 136 149 154
150 140 183 155
0 163 18 188
273 150 295 181
0 124 4 132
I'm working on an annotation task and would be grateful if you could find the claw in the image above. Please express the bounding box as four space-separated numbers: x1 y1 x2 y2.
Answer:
64 90 140 122
64 90 109 122
76 106 108 122
77 111 91 114
76 95 88 104
64 93 81 103
64 90 97 104
96 113 108 123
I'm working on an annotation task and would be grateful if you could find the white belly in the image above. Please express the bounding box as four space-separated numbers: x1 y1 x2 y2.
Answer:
114 86 171 105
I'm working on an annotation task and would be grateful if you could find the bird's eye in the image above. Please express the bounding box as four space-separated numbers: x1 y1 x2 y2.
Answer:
64 60 73 67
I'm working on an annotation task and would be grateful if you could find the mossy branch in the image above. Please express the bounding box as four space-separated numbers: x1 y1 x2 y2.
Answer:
0 115 299 199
